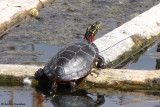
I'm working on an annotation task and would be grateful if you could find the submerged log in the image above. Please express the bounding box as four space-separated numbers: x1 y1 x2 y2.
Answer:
0 0 51 37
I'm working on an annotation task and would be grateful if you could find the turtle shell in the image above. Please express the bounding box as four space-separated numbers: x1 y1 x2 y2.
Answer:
43 40 99 82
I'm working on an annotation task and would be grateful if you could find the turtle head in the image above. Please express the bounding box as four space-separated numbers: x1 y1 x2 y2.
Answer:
84 22 101 42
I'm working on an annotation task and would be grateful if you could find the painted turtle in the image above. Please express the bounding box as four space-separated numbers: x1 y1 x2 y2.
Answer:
35 22 106 90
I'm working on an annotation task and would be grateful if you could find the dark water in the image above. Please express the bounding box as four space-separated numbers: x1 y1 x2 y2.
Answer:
127 43 159 70
0 0 160 107
1 87 160 107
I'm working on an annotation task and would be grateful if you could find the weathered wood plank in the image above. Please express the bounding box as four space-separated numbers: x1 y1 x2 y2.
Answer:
0 64 41 77
94 3 160 68
0 0 51 37
78 68 160 90
0 64 41 86
1 64 160 90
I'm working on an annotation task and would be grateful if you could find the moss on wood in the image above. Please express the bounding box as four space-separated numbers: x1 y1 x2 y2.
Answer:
0 75 38 86
105 33 160 68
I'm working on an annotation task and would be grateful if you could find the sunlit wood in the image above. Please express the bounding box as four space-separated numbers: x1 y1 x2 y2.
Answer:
94 3 160 68
0 0 51 37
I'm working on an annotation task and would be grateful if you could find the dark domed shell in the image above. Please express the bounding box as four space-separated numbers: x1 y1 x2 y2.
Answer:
43 40 98 81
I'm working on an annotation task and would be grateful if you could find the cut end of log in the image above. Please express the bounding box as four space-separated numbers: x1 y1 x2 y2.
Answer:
0 64 41 86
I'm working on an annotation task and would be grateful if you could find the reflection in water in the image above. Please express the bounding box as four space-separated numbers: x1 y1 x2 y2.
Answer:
125 39 160 70
34 87 160 107
0 88 33 107
156 43 160 69
35 87 105 107
1 87 160 107
35 78 105 107
51 94 104 107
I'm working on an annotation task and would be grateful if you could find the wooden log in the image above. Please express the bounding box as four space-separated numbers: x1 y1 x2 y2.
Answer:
0 64 160 90
94 3 160 68
0 0 51 37
1 2 160 90
0 64 41 86
0 64 41 77
78 68 160 90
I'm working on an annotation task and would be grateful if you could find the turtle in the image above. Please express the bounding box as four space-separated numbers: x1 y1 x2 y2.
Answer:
35 22 106 90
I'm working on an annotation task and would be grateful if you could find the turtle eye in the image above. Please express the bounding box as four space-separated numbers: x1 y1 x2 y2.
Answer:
88 25 96 33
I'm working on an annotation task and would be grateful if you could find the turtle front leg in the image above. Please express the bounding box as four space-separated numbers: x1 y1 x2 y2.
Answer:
96 55 106 68
70 81 77 92
51 81 58 92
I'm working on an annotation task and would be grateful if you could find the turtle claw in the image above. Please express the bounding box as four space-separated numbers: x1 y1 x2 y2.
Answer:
96 55 106 69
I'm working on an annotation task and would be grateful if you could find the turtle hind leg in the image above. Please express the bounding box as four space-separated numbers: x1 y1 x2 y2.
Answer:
34 68 45 80
96 55 106 69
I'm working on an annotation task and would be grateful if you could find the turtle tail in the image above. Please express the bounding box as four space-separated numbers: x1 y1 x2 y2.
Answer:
34 68 45 80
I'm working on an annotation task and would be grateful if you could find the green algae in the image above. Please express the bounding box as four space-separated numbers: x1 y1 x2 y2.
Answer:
0 75 38 86
78 78 160 91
